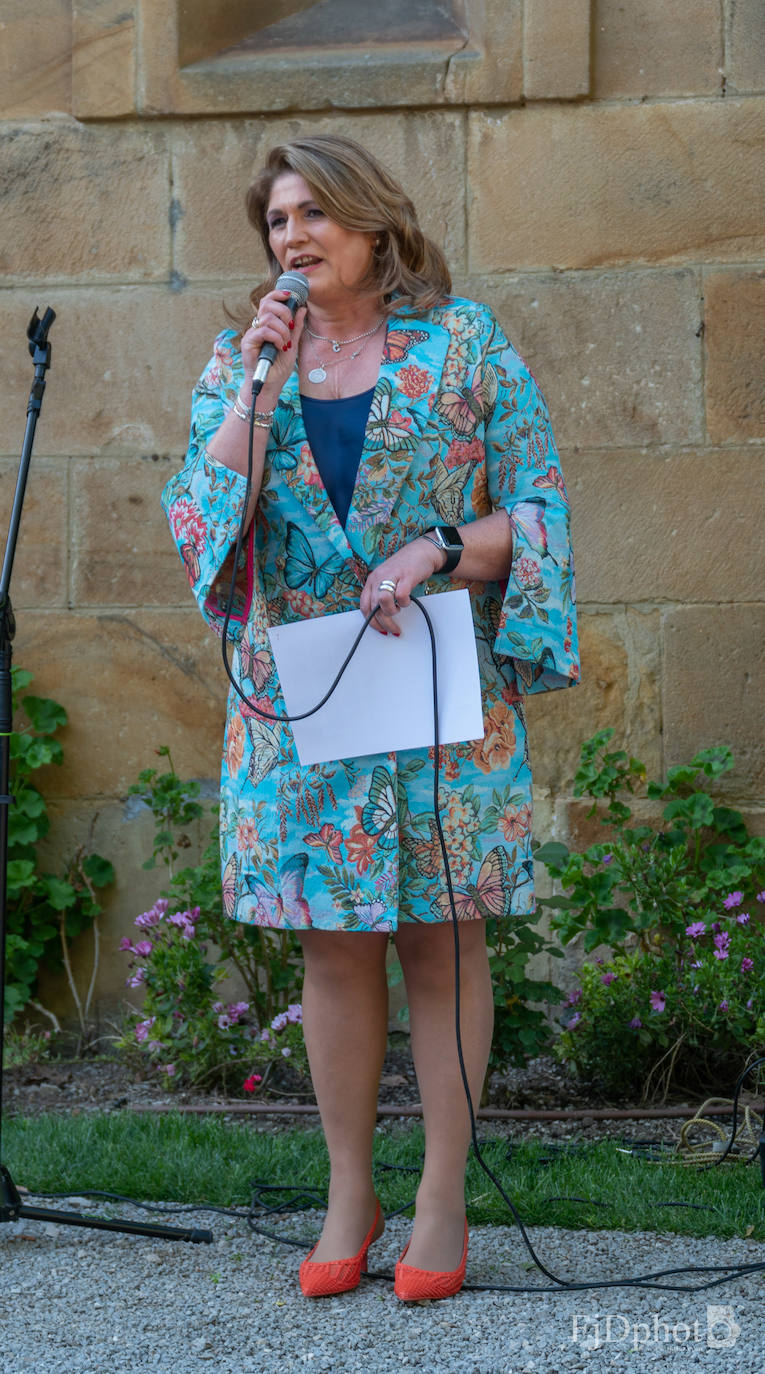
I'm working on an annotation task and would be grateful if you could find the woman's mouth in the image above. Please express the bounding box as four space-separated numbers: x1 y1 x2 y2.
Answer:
290 256 322 272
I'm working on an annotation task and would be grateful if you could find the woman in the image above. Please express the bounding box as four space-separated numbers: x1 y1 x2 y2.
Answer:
162 134 579 1300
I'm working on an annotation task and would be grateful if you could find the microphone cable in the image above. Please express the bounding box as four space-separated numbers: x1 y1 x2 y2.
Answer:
211 386 765 1297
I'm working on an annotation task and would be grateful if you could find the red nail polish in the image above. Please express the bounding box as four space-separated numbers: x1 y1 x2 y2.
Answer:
289 320 295 330
283 344 289 351
287 341 292 350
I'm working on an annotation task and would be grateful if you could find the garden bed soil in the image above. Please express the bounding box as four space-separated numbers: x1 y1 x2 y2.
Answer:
2 1046 720 1147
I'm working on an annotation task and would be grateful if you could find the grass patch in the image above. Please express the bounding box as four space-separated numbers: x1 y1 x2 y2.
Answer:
2 1112 764 1241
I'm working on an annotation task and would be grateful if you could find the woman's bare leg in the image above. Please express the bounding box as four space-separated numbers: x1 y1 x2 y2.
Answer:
394 919 493 1270
297 929 389 1260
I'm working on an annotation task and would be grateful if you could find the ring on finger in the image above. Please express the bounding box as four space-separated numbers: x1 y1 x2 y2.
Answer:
378 578 397 594
251 315 259 329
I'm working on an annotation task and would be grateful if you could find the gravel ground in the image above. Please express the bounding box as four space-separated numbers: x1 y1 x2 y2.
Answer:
1 1199 763 1374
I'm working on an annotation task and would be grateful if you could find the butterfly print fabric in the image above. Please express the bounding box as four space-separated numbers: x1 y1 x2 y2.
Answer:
162 298 579 932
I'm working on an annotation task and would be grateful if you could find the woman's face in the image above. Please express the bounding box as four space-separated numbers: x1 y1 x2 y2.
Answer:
265 172 377 305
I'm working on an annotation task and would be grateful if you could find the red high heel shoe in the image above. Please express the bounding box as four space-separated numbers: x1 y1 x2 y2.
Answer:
394 1219 468 1302
299 1200 384 1298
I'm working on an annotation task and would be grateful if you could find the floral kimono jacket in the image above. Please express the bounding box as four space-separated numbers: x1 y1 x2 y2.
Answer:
161 296 579 933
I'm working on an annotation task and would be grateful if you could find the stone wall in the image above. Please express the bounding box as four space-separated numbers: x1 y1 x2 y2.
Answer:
1 0 763 1020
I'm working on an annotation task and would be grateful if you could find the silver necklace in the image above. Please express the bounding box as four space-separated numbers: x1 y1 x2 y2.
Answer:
305 320 384 386
304 317 384 353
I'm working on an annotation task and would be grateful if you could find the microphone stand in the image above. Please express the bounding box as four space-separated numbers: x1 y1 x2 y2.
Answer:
0 308 212 1244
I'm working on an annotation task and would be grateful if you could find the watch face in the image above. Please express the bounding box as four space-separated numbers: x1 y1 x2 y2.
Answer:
439 526 462 547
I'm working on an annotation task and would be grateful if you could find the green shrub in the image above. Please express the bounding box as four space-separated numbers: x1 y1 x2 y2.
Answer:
535 730 765 1098
119 749 305 1090
5 668 114 1037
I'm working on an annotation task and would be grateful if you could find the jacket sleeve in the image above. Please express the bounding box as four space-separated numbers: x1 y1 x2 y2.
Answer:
160 331 253 640
481 310 580 694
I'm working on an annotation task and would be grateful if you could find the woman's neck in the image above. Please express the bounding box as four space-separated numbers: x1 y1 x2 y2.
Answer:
305 293 383 342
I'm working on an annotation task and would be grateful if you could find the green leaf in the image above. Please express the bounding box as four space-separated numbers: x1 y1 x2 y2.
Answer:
533 840 570 868
41 876 78 911
83 853 115 887
22 694 68 733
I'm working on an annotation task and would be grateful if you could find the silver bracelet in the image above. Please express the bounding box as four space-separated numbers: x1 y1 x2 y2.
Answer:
232 396 275 429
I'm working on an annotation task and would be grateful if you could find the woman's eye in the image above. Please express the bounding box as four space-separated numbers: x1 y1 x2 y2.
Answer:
268 217 285 230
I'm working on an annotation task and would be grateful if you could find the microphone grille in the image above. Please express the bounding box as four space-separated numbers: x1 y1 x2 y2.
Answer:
275 270 310 306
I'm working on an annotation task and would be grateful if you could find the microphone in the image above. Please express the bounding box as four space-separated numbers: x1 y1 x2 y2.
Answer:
252 270 310 391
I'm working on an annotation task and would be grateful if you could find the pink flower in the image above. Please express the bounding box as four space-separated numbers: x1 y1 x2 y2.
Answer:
243 1074 262 1093
629 1017 642 1030
649 990 666 1013
127 968 146 988
723 891 744 909
713 932 731 960
601 972 617 986
134 1017 156 1044
567 1013 581 1029
286 1004 303 1024
135 900 167 929
564 988 582 1006
741 957 754 973
718 1000 729 1012
685 921 706 939
228 1001 250 1022
736 912 750 926
217 1014 231 1031
756 891 765 903
161 1063 176 1077
134 940 154 958
601 853 613 866
271 1012 288 1032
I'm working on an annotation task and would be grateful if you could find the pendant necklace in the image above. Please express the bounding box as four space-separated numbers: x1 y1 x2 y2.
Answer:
305 318 384 387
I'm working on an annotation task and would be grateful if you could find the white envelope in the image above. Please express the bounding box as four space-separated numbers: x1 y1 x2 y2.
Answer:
267 588 484 766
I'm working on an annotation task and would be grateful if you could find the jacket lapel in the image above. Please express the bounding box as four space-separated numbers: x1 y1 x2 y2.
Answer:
275 308 451 573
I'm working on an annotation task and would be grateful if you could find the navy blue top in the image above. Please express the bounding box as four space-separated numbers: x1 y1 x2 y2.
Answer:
300 386 375 528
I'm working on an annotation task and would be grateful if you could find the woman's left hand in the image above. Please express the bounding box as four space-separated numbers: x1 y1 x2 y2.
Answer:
360 537 446 636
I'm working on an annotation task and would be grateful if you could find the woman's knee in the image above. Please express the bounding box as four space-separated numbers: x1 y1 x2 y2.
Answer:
299 929 388 983
395 920 489 990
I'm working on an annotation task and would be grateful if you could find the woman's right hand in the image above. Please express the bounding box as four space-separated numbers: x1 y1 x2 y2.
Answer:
241 287 307 407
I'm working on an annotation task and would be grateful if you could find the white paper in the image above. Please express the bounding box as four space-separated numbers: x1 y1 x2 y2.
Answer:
267 589 484 766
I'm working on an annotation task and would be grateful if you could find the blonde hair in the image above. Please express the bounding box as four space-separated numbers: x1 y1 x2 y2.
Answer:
232 134 451 331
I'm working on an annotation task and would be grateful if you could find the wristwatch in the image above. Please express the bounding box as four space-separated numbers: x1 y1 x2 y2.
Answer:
421 525 464 574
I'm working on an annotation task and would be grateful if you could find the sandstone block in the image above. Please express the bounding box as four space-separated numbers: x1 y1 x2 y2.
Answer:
0 0 72 118
14 610 227 798
704 271 765 442
524 0 590 100
72 1 137 118
0 288 236 458
0 121 169 281
567 449 764 604
727 0 765 94
139 0 520 114
525 610 662 796
70 455 190 607
0 460 68 608
662 605 765 801
468 99 765 271
463 271 703 451
593 0 722 98
171 113 467 280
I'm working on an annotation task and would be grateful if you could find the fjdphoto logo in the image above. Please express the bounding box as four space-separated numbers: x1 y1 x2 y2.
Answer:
571 1304 741 1350
705 1306 741 1349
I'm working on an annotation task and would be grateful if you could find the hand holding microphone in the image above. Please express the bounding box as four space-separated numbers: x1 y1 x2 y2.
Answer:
242 270 310 404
